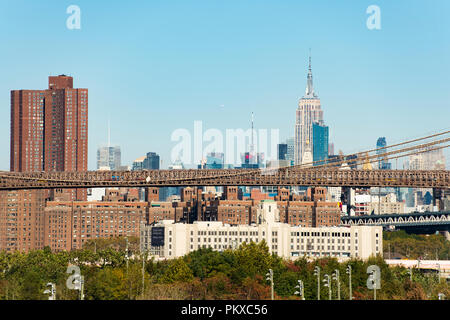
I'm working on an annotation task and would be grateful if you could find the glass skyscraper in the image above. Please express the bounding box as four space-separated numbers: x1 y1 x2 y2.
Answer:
277 144 288 160
376 137 391 170
143 152 160 170
312 122 329 165
206 152 224 169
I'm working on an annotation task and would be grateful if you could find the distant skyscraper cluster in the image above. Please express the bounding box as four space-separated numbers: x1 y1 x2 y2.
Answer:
204 152 225 169
132 152 160 170
96 121 122 171
407 147 446 171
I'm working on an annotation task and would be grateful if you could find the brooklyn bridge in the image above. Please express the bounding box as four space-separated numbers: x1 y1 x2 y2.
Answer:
0 130 449 191
0 168 448 190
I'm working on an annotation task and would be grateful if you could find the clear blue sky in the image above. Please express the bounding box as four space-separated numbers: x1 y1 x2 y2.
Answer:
0 0 449 170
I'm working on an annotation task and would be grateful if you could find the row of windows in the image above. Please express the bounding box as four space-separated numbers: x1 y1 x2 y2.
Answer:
290 231 351 237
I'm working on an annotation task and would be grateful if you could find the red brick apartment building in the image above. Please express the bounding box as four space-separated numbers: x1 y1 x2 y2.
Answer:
145 186 341 228
44 201 147 251
1 185 341 252
0 75 88 252
10 75 88 200
0 190 46 252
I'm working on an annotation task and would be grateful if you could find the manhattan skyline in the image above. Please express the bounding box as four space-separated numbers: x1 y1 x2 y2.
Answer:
0 0 449 170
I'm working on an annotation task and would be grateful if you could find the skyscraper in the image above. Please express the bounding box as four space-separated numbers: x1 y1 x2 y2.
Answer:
277 143 288 160
295 55 323 165
2 75 88 252
286 137 295 164
376 137 391 170
329 142 335 156
240 152 264 169
132 156 146 171
312 122 329 165
143 152 160 170
97 146 121 170
10 75 88 199
205 152 224 169
97 121 121 170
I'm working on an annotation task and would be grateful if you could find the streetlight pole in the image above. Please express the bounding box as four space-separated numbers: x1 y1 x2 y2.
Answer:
294 280 305 300
314 266 320 300
332 269 340 300
346 265 352 300
266 269 274 300
142 250 146 298
126 237 129 271
125 236 131 300
323 274 331 300
80 276 85 301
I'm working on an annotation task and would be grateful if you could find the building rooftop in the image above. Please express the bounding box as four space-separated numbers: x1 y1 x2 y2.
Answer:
133 156 146 163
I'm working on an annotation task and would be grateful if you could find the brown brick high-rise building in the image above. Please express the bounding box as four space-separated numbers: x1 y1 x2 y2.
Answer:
0 190 46 252
0 75 88 252
10 75 88 200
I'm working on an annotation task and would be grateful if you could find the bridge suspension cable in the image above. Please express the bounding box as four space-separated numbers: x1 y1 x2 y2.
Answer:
289 130 450 169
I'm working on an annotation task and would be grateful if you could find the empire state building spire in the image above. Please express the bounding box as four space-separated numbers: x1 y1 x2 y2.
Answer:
304 52 317 98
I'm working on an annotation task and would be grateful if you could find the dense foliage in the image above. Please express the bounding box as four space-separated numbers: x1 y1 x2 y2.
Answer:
0 234 448 300
383 230 450 260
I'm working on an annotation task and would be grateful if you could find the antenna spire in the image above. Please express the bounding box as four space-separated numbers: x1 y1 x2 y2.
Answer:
305 49 315 97
309 48 312 71
250 112 254 154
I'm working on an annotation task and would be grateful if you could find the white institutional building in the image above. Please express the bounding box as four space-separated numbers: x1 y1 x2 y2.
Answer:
140 200 382 261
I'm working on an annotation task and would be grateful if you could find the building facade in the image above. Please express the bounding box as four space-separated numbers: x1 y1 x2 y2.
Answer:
312 122 329 165
143 152 160 170
295 56 323 165
376 137 391 170
0 190 46 252
286 137 295 164
140 200 382 260
97 145 121 170
205 152 224 169
2 75 88 252
277 143 288 160
11 75 88 177
132 156 146 171
44 201 147 251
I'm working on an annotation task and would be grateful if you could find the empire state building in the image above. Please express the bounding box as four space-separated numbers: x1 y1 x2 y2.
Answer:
294 56 323 165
